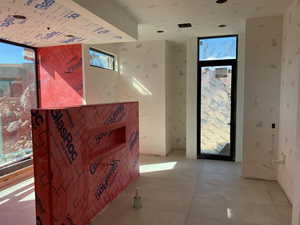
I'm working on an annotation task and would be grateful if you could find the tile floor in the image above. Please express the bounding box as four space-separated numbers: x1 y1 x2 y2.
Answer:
91 151 292 225
0 151 292 225
0 177 35 225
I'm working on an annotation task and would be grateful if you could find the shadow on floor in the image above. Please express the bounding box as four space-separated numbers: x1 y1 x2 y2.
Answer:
0 177 35 225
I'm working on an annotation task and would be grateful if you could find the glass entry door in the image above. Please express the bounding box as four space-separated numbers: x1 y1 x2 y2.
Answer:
199 65 235 159
197 35 237 161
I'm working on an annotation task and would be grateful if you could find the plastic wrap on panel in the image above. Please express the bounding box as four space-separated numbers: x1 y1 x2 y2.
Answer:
31 102 139 225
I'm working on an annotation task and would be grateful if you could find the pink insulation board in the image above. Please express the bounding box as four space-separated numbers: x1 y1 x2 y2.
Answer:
31 102 139 225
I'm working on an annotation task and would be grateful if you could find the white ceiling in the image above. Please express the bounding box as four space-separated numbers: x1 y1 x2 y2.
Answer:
0 0 136 47
114 0 294 41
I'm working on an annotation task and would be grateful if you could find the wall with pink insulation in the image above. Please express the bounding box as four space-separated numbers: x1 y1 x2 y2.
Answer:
31 102 139 225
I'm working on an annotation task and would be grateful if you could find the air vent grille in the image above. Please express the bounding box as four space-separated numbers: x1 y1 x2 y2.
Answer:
178 23 192 28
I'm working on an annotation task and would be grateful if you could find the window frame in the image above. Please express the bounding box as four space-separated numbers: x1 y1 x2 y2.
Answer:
197 35 239 161
198 35 238 62
89 47 115 71
0 39 39 176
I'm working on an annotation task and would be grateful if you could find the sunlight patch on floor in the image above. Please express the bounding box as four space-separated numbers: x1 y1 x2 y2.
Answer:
19 191 35 202
139 161 177 173
0 177 34 198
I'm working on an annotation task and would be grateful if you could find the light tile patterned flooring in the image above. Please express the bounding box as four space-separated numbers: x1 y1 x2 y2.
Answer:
92 151 292 225
0 177 35 225
0 151 292 225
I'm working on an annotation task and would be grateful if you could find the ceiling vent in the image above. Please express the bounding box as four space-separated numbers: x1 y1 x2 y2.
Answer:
216 0 228 4
178 23 192 28
65 34 75 38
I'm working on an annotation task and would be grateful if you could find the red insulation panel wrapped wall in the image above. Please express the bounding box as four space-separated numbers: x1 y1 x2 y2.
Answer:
31 102 139 225
37 44 84 108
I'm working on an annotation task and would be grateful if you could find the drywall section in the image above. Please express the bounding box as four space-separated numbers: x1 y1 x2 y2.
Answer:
38 44 84 108
186 32 245 161
278 1 299 202
278 0 300 223
83 41 168 156
72 0 137 40
242 16 283 180
117 41 167 156
82 44 120 104
166 41 187 154
236 24 246 163
186 38 198 159
165 42 172 155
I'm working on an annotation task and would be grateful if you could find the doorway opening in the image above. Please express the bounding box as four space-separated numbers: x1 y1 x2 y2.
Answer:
197 35 238 161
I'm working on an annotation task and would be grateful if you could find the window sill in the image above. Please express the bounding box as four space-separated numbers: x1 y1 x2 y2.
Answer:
0 165 33 190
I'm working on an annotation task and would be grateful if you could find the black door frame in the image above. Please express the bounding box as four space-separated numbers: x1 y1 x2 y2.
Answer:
197 35 238 161
0 39 39 175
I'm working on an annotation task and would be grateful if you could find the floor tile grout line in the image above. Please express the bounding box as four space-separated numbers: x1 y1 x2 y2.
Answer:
182 167 200 225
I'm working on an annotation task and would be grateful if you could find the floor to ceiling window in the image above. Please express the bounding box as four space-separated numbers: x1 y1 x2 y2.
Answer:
197 35 238 161
0 41 37 172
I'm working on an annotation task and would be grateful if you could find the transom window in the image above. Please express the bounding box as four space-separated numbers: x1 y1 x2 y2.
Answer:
199 36 237 61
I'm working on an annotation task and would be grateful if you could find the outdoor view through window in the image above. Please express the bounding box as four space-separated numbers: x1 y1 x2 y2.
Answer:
199 36 237 61
89 48 115 70
0 42 37 169
199 36 237 159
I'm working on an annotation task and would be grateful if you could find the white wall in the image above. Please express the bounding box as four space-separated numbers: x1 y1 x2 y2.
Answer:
82 44 120 104
84 40 188 156
166 41 187 153
242 16 283 180
165 42 172 155
186 32 245 161
117 41 168 156
186 38 198 159
83 41 169 156
236 24 246 163
278 0 300 223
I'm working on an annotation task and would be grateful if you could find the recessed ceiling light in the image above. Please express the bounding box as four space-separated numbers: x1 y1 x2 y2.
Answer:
218 24 227 28
12 15 26 20
216 0 228 4
178 23 192 28
65 34 75 38
157 30 164 33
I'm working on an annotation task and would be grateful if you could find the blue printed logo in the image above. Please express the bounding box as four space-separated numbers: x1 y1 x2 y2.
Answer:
64 12 80 19
0 16 15 27
36 32 61 40
35 0 55 10
62 36 84 44
94 27 110 34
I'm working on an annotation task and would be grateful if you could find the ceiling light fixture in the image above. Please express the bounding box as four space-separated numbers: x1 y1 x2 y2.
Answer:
216 0 228 4
218 24 227 28
12 15 26 20
178 23 192 28
157 30 164 33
